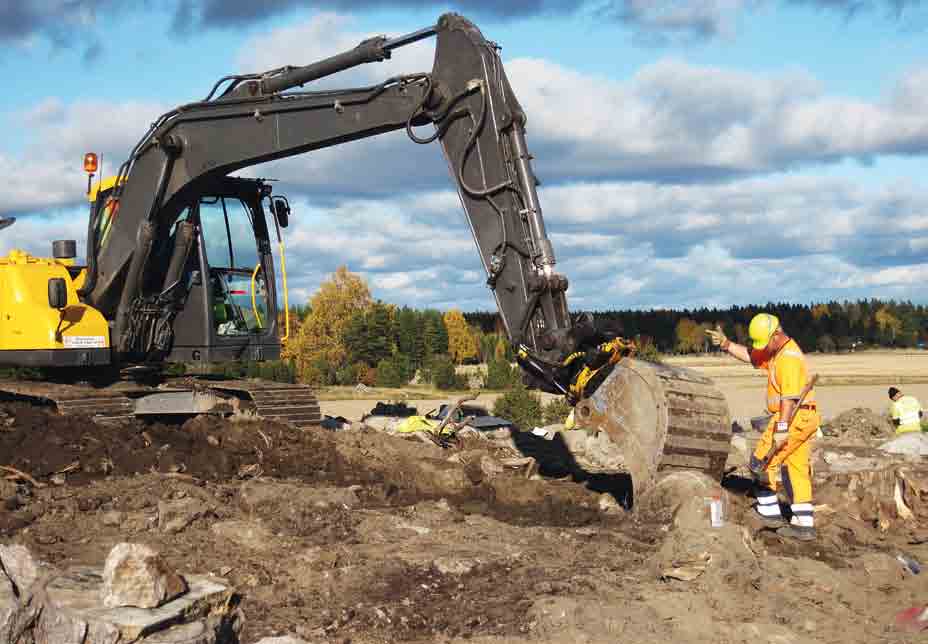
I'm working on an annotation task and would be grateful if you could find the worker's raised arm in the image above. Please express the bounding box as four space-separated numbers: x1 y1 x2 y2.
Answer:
706 326 752 363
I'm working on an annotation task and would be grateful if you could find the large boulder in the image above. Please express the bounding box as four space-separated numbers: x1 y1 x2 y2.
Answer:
101 544 187 609
0 544 47 595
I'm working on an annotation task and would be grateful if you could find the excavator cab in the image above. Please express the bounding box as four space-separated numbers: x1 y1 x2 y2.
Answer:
163 177 282 364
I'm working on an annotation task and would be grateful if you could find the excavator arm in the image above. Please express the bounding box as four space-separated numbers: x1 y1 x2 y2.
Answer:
82 13 582 385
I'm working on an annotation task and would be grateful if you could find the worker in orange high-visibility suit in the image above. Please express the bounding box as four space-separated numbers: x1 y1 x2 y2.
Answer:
707 313 820 541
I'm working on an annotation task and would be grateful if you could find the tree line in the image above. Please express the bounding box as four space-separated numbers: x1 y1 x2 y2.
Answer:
467 300 928 355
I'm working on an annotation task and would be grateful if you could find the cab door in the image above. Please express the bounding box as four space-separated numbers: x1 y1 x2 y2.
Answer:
196 195 278 362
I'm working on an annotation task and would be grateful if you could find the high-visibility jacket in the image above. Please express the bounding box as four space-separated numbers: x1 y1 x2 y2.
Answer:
890 395 923 434
751 339 816 417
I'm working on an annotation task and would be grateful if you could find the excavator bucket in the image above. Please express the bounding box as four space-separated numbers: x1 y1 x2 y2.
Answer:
565 359 732 496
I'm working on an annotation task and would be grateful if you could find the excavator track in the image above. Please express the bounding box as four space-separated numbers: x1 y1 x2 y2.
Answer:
653 366 732 479
204 380 322 429
0 378 321 429
0 381 137 422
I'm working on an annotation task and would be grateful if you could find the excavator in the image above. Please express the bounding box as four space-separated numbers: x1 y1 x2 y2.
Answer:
0 14 730 495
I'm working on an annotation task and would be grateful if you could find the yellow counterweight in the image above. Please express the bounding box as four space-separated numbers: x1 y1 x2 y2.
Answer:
0 249 110 357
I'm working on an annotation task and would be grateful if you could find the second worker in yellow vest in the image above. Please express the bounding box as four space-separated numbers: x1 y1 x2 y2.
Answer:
888 387 924 435
706 313 820 541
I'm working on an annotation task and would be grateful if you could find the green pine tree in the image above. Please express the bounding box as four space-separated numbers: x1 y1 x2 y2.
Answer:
367 302 394 365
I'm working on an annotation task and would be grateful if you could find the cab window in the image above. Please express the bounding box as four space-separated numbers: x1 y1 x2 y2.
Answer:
198 197 269 337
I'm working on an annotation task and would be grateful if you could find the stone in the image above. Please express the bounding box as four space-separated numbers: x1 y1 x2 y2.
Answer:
36 566 233 644
412 458 473 496
0 592 43 644
240 481 359 515
557 428 628 474
254 637 313 644
815 459 928 528
158 498 208 534
0 480 18 503
433 557 479 575
102 511 124 527
0 566 18 639
0 543 43 594
210 520 276 551
598 493 623 514
101 543 187 609
141 620 212 643
727 434 750 469
879 433 928 457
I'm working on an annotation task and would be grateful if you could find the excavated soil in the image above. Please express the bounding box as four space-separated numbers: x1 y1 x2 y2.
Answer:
1 403 928 643
822 406 895 442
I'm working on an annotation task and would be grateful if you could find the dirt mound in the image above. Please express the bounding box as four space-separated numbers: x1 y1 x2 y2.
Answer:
0 403 609 529
0 403 336 484
822 407 893 441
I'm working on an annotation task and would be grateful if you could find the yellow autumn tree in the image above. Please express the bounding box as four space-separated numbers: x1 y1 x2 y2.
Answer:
283 266 372 384
811 303 830 320
674 318 702 354
875 307 902 342
443 308 479 364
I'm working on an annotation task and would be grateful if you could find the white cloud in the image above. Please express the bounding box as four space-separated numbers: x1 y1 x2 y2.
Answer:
0 209 88 258
1 98 167 216
507 57 928 181
248 172 928 310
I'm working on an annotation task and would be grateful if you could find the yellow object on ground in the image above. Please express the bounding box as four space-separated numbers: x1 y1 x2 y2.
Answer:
395 416 446 435
748 313 780 350
564 408 576 430
890 395 923 434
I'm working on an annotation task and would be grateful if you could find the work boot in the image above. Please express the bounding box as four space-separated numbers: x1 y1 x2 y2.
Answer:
750 509 785 530
776 524 816 541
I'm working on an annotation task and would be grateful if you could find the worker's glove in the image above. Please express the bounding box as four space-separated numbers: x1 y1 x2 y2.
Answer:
748 458 769 486
705 326 729 349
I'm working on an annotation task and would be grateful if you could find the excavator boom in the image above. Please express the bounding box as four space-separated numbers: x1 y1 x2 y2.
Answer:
83 14 571 369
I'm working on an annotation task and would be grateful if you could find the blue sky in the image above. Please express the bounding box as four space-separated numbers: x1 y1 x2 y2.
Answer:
3 0 928 312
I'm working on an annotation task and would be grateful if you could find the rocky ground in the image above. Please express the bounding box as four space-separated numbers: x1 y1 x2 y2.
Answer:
1 402 928 643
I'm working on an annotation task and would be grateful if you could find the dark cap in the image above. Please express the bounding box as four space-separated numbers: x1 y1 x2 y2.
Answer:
888 387 901 399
